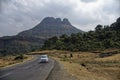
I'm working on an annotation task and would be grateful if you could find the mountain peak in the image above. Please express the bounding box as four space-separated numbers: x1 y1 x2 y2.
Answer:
40 17 71 25
18 17 82 38
62 18 71 25
41 17 56 24
56 18 61 23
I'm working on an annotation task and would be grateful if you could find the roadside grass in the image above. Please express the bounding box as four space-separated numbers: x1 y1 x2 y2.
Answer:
33 49 120 80
0 54 33 68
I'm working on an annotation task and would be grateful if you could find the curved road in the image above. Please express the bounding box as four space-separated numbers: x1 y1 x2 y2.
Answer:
0 55 54 80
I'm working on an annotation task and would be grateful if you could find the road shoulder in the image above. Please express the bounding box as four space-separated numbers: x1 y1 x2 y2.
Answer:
0 55 34 69
47 60 78 80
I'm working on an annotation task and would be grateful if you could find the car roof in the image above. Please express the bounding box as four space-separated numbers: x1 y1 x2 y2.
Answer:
41 55 47 56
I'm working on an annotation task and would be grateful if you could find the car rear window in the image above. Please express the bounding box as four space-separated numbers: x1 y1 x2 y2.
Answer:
41 55 47 58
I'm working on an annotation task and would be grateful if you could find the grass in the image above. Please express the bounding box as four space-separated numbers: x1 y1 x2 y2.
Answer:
33 49 120 80
0 54 33 68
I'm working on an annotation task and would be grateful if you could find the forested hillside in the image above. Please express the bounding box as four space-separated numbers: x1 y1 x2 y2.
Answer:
0 36 45 56
42 17 120 51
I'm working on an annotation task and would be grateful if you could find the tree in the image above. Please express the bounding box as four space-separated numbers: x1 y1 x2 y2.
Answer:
95 24 103 32
55 40 65 50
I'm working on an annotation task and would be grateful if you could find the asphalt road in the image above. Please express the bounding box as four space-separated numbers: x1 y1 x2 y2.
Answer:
0 55 54 80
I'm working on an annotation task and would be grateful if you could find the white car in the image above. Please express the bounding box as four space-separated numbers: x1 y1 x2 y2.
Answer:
40 55 49 63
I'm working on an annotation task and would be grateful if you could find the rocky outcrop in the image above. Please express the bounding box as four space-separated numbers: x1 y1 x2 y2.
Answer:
18 17 83 38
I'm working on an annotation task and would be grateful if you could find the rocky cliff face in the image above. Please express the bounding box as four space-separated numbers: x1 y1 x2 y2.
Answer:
39 17 71 25
18 17 83 38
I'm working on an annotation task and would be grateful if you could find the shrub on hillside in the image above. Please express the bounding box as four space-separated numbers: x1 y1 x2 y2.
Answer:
14 54 24 60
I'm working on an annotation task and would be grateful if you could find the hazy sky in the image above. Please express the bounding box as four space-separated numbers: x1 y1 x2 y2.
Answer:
0 0 119 37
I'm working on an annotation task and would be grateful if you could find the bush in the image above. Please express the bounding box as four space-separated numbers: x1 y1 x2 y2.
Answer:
14 54 24 60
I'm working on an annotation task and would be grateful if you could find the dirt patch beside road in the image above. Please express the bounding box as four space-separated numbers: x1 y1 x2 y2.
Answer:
47 60 78 80
0 55 33 68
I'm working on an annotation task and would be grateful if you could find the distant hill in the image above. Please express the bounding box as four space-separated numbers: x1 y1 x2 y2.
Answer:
0 36 45 55
18 17 82 38
0 17 83 55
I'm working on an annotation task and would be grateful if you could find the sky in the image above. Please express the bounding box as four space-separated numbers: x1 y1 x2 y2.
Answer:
0 0 120 37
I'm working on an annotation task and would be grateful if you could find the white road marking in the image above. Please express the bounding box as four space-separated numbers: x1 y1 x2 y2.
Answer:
0 72 12 78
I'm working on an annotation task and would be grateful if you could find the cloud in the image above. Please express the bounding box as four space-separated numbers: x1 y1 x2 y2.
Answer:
0 0 119 37
80 0 97 3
